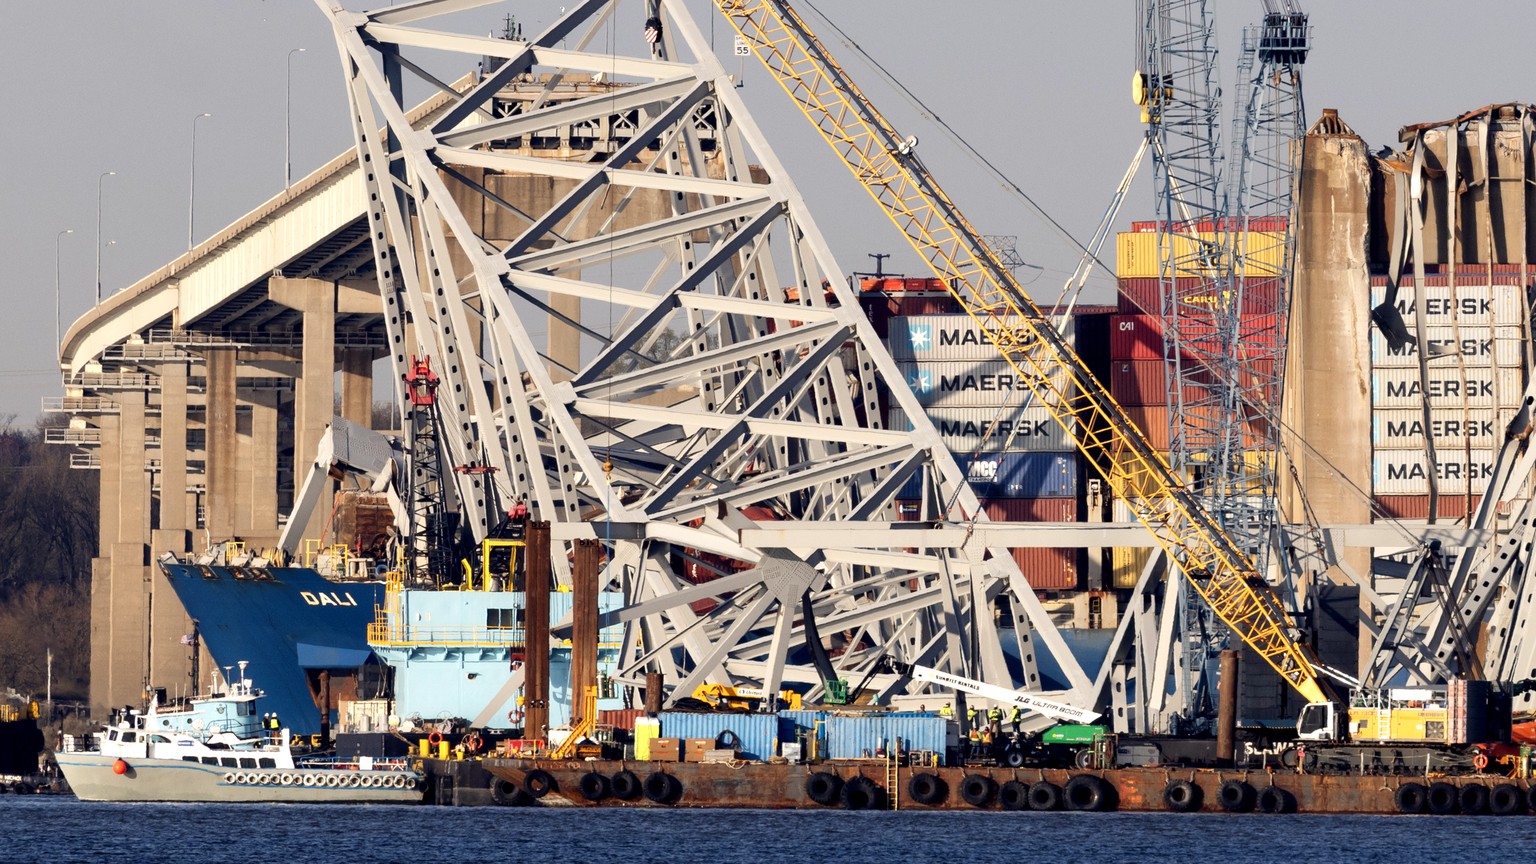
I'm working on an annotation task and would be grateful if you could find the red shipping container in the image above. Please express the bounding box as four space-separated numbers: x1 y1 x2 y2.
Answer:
1123 404 1270 452
1420 263 1530 277
1124 404 1171 449
1372 494 1476 521
1109 314 1166 360
1007 547 1080 591
894 497 1078 523
1118 278 1157 315
1110 359 1168 405
1129 217 1289 233
986 499 1078 591
982 498 1077 522
861 293 957 317
599 709 644 731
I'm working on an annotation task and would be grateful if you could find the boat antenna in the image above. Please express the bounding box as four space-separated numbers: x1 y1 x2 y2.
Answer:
237 660 249 684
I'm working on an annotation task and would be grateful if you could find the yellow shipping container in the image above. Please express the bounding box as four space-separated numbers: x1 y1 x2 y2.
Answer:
1115 231 1286 279
1110 545 1154 589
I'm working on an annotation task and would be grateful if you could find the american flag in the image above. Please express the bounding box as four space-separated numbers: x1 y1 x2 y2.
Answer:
643 16 662 45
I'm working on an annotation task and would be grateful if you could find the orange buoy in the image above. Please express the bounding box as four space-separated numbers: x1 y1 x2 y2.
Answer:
112 759 129 775
428 730 443 746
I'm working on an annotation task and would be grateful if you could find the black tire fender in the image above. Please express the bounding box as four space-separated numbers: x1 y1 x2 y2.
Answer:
490 778 527 806
644 771 680 804
1256 785 1295 814
523 769 555 799
577 771 610 802
1426 781 1459 815
1490 783 1525 816
805 771 843 806
907 771 947 805
960 773 996 808
840 775 885 811
998 780 1029 811
1028 780 1062 811
1394 782 1428 814
610 770 642 801
1163 779 1201 813
1063 775 1112 812
1459 783 1490 815
1217 779 1255 813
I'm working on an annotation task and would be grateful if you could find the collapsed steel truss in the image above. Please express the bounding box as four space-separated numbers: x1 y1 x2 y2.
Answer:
314 0 1106 711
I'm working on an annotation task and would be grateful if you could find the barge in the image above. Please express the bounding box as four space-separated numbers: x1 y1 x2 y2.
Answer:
413 756 1536 815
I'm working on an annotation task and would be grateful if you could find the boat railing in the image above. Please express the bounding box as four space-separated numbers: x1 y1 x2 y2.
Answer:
367 622 529 647
294 754 415 772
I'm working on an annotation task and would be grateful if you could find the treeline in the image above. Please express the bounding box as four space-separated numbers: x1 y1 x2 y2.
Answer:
0 418 94 701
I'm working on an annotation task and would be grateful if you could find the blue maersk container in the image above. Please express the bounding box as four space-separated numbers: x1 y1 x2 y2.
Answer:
897 452 1077 499
656 712 778 761
824 713 949 759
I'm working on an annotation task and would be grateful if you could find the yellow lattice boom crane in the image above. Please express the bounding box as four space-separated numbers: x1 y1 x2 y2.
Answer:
714 0 1331 706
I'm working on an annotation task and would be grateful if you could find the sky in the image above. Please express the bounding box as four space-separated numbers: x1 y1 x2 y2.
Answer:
3 0 1533 425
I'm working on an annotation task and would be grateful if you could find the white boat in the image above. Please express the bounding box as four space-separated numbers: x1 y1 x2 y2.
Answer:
56 666 422 804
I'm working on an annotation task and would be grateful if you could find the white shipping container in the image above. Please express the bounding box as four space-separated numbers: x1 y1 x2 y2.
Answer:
1372 448 1496 496
1370 366 1526 409
1372 408 1508 449
1370 325 1526 368
897 361 1071 408
888 315 1076 362
1367 282 1527 327
888 405 1072 452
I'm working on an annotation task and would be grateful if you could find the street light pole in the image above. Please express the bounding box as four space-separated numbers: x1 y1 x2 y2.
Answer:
96 171 115 304
55 228 74 353
189 112 212 249
286 47 306 187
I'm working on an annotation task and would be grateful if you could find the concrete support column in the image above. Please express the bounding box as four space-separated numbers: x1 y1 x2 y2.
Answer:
235 397 254 539
88 556 112 717
117 392 150 547
1282 109 1372 677
149 528 192 688
158 362 189 532
88 393 155 713
97 413 121 553
90 410 121 718
549 293 580 382
108 540 148 708
247 391 280 546
270 277 335 545
340 348 373 427
204 349 239 542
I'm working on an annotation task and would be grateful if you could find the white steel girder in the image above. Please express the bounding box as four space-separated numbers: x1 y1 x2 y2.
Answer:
314 0 1092 705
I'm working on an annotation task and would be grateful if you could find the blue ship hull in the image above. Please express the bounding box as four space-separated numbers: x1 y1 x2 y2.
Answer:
161 565 382 735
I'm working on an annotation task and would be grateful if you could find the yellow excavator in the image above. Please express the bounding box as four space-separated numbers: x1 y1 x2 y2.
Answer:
687 683 803 712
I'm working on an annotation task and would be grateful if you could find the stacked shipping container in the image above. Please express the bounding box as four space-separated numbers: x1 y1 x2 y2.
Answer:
880 310 1084 591
1367 275 1531 517
1105 231 1287 587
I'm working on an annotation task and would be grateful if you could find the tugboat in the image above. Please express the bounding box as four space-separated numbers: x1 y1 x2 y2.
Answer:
55 663 422 803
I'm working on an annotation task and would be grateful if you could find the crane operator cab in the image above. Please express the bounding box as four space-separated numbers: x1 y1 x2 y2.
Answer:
1296 701 1337 741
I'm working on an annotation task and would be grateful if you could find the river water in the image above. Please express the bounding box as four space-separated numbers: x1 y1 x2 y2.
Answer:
0 795 1523 863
